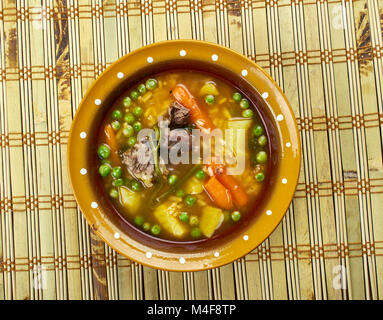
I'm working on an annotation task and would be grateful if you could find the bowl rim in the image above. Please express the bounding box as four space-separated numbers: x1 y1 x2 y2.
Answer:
68 39 301 271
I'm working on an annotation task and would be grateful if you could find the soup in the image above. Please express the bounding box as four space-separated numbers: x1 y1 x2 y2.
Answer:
96 70 270 242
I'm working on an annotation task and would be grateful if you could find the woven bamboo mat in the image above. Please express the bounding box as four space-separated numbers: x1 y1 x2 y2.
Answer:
0 0 382 300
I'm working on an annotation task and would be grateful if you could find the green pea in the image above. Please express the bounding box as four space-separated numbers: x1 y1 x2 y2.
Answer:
255 172 265 182
122 125 134 137
111 166 122 179
112 178 124 187
145 78 158 90
242 109 254 118
179 212 189 223
253 125 263 137
175 189 185 198
133 121 142 132
111 109 122 120
122 96 132 108
231 211 241 222
111 120 121 131
256 151 268 164
127 136 137 147
233 92 242 102
151 224 161 235
137 84 147 95
130 90 139 100
195 169 206 180
97 145 111 159
99 164 111 177
185 195 196 206
191 227 201 238
239 98 250 109
143 222 151 232
134 216 144 226
124 112 135 124
205 94 215 105
133 106 143 117
131 180 142 192
168 174 178 185
258 135 267 146
109 188 119 199
189 215 199 227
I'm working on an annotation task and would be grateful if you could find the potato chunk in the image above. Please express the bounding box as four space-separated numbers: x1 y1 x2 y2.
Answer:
183 176 204 195
199 82 219 96
200 206 224 238
119 186 142 214
154 201 187 238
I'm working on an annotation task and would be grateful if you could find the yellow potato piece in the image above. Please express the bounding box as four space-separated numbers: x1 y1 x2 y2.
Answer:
199 82 219 96
200 206 224 238
183 176 204 195
154 202 187 238
226 118 253 158
119 186 142 214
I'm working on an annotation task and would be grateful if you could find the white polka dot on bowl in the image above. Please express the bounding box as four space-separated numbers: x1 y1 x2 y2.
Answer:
147 56 154 63
282 178 288 184
262 92 269 99
80 168 87 175
179 257 186 264
241 69 248 76
211 54 218 61
117 72 124 79
114 232 120 239
95 99 102 106
91 202 98 209
243 235 249 241
266 210 272 216
214 252 220 257
146 252 152 259
179 49 186 56
277 114 284 122
80 132 87 139
286 142 291 148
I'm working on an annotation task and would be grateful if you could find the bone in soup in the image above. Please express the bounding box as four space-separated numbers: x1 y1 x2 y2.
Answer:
96 70 270 241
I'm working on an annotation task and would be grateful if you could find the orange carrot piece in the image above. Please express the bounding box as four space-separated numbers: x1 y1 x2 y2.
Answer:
172 84 215 132
173 85 249 207
104 124 119 165
204 176 234 210
212 164 249 207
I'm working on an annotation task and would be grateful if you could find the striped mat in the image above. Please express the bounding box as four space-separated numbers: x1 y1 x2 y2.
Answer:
0 0 382 300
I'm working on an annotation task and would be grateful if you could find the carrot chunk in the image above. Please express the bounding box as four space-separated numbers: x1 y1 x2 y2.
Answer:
212 164 249 207
104 124 119 165
204 176 234 210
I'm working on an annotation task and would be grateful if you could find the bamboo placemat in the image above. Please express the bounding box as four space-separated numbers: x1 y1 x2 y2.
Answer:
0 0 382 300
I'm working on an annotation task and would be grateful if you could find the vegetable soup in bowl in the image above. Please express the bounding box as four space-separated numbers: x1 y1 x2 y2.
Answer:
68 40 300 271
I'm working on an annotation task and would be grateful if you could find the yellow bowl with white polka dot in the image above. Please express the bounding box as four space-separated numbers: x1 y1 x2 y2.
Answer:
68 40 301 271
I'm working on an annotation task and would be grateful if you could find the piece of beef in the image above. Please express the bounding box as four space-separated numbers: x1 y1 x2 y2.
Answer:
168 101 190 128
122 137 155 188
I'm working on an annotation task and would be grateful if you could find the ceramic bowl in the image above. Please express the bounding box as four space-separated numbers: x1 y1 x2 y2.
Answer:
68 40 301 271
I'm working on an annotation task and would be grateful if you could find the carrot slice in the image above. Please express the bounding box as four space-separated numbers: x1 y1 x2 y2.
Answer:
172 84 215 132
212 164 249 207
104 124 119 165
172 84 248 207
204 176 234 210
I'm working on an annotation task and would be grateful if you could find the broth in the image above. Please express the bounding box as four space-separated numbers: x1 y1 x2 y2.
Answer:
96 70 270 242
